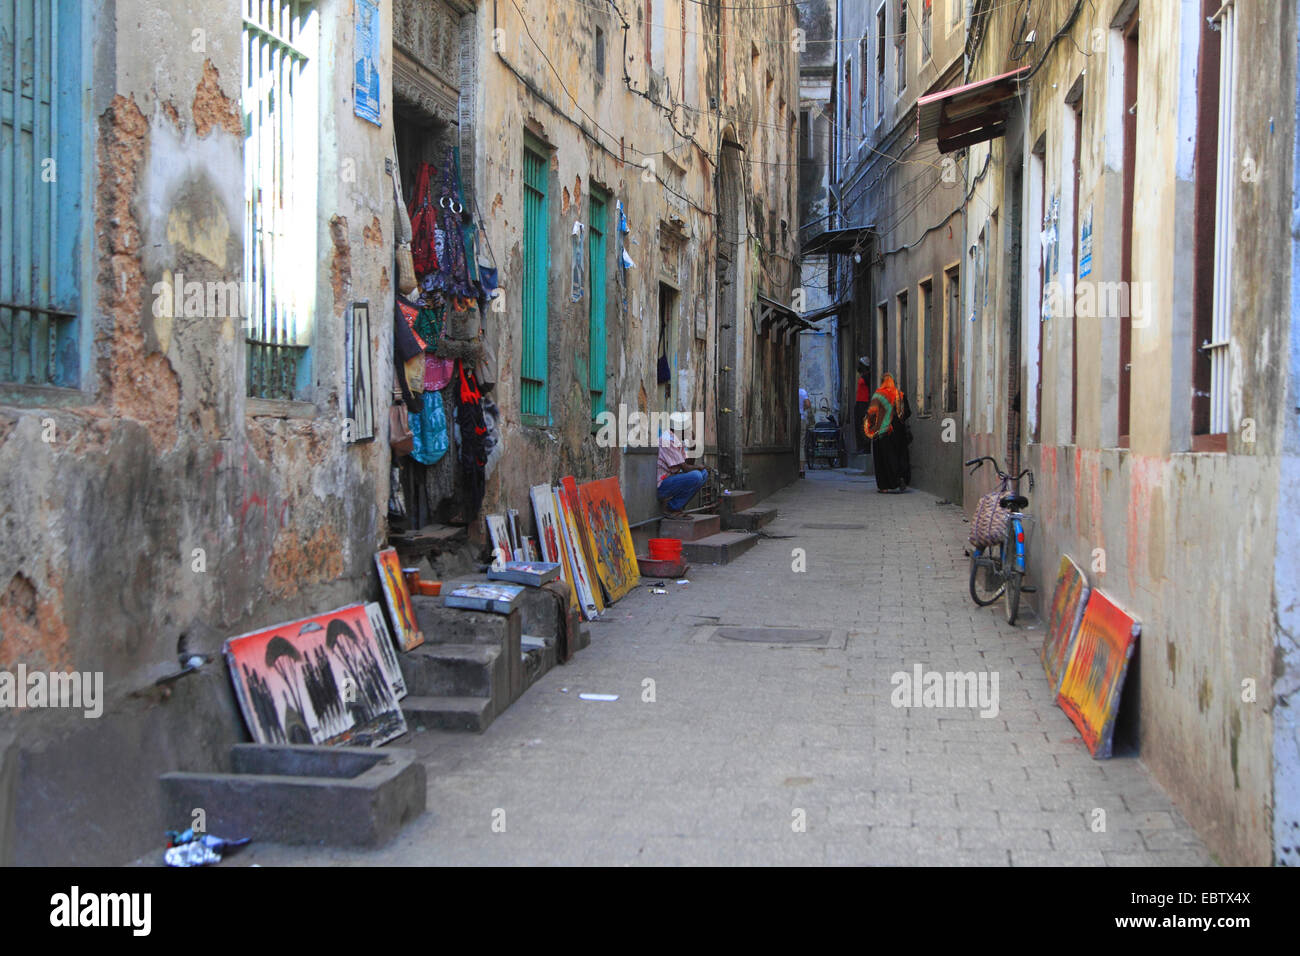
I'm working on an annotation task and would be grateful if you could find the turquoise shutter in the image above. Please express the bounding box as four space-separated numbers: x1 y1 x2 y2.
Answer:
522 145 548 420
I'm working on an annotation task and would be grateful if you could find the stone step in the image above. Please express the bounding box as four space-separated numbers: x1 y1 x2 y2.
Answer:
401 695 494 733
723 505 777 532
398 642 501 699
717 489 756 518
681 531 759 565
520 635 556 690
656 513 720 541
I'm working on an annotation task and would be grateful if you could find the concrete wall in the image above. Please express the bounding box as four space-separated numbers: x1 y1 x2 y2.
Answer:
964 0 1297 865
0 0 395 865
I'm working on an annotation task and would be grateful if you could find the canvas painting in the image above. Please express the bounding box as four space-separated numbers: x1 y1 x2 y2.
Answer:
563 476 606 606
486 513 513 566
577 477 640 604
224 603 407 747
375 547 424 651
1040 555 1090 695
555 486 603 619
345 301 375 442
532 483 578 611
364 601 406 700
1056 589 1140 759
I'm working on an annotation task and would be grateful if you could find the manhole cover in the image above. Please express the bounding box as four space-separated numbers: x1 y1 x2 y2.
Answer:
801 522 866 530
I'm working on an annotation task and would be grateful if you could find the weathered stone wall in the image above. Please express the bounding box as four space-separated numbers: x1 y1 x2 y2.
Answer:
0 0 396 864
964 0 1297 865
473 0 799 517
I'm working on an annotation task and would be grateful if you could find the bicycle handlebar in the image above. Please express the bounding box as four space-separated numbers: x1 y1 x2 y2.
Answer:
964 456 1035 490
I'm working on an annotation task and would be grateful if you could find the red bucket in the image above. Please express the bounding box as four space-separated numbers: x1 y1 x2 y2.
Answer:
648 538 683 561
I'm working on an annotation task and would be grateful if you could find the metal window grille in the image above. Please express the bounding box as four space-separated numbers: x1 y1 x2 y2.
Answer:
521 144 548 420
1207 0 1236 434
1 0 81 388
243 0 313 400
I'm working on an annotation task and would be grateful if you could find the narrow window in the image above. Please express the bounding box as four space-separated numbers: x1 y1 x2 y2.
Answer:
859 35 870 136
1068 91 1083 444
1 0 86 388
896 1 908 94
522 139 549 421
921 0 932 61
595 26 605 78
944 265 960 413
844 56 853 135
243 0 318 401
920 278 934 413
588 190 608 419
1118 11 1138 444
876 6 886 122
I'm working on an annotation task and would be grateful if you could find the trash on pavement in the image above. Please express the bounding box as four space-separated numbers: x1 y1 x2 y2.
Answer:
578 693 618 701
163 831 251 867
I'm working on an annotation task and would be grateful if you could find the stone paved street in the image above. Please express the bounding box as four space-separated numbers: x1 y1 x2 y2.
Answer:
246 470 1213 866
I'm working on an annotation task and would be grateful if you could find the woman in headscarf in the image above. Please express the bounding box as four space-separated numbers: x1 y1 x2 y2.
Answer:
863 372 911 493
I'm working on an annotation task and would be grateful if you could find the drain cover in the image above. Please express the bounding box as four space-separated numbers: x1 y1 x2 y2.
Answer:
801 522 866 530
716 626 829 643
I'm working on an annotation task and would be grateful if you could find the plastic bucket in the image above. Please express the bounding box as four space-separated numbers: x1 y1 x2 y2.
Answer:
648 538 683 561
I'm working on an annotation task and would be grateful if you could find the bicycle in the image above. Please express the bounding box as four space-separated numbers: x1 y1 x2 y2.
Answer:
965 456 1035 624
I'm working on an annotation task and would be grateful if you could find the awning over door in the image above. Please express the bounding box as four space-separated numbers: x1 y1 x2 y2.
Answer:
917 66 1029 153
799 226 874 257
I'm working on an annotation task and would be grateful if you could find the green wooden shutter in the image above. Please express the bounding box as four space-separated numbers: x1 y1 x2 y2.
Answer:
588 192 607 418
1 0 84 389
522 144 548 421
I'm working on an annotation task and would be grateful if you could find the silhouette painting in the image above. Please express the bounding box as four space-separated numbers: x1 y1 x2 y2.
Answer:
375 547 424 650
225 604 407 747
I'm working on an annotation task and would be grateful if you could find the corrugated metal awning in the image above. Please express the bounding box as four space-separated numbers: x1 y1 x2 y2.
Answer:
917 66 1029 153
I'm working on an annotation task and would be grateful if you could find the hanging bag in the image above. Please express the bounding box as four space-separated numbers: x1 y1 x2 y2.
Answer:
408 162 440 276
389 402 414 456
970 477 1011 548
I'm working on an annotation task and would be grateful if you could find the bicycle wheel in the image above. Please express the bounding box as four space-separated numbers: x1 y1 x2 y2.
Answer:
969 544 1006 606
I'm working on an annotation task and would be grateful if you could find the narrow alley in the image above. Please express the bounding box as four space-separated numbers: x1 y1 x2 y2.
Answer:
237 470 1210 867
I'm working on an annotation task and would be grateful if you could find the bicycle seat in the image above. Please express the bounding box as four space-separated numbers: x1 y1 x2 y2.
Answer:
1000 495 1029 511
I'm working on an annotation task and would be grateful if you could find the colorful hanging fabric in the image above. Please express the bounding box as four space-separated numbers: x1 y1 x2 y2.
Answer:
454 360 488 519
434 146 473 297
415 303 444 344
407 162 440 276
409 387 450 466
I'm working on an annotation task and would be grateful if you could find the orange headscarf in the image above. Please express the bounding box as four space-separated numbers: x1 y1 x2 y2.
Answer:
863 373 902 440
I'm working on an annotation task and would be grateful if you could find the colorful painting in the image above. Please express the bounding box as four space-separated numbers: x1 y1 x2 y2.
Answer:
485 513 513 566
577 477 640 603
375 547 424 651
554 486 603 620
531 483 576 611
224 604 407 747
1056 589 1140 759
364 601 406 700
1040 555 1090 695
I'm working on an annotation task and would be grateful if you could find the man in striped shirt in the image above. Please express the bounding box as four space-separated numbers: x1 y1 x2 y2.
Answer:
656 413 706 518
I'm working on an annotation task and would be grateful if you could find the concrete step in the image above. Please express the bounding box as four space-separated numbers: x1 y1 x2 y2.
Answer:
521 635 556 691
398 642 501 699
656 513 720 541
717 489 756 520
723 505 777 532
681 531 759 565
401 695 494 733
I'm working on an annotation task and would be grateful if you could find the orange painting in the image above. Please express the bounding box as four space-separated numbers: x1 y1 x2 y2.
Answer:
1056 589 1139 758
374 547 424 651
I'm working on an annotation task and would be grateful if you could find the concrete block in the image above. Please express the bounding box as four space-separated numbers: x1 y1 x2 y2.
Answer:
722 505 777 531
681 531 759 565
716 490 756 519
160 745 425 848
411 596 522 703
402 695 494 733
399 642 502 699
657 513 721 540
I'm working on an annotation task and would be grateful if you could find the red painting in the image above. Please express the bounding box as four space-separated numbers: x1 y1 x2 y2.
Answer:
1056 589 1140 759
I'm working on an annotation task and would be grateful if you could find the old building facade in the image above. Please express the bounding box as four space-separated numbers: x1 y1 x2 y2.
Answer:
958 0 1299 865
0 0 800 864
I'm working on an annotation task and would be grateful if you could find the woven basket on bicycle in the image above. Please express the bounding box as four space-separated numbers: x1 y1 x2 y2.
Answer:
969 478 1011 549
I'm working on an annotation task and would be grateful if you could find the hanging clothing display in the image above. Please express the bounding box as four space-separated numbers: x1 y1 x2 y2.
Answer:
454 360 488 520
409 388 450 466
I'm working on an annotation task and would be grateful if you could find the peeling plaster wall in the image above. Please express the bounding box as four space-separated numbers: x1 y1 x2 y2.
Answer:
0 0 396 865
964 0 1296 866
473 0 799 516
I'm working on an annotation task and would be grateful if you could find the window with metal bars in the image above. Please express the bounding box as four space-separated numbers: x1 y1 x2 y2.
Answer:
521 140 549 422
1 0 85 390
1204 0 1237 438
242 0 317 401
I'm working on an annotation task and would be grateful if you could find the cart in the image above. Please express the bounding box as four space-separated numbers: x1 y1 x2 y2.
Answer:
809 416 845 469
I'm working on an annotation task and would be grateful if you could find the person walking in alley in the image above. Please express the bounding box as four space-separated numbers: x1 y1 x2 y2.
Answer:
657 412 707 518
864 371 911 493
853 358 872 453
